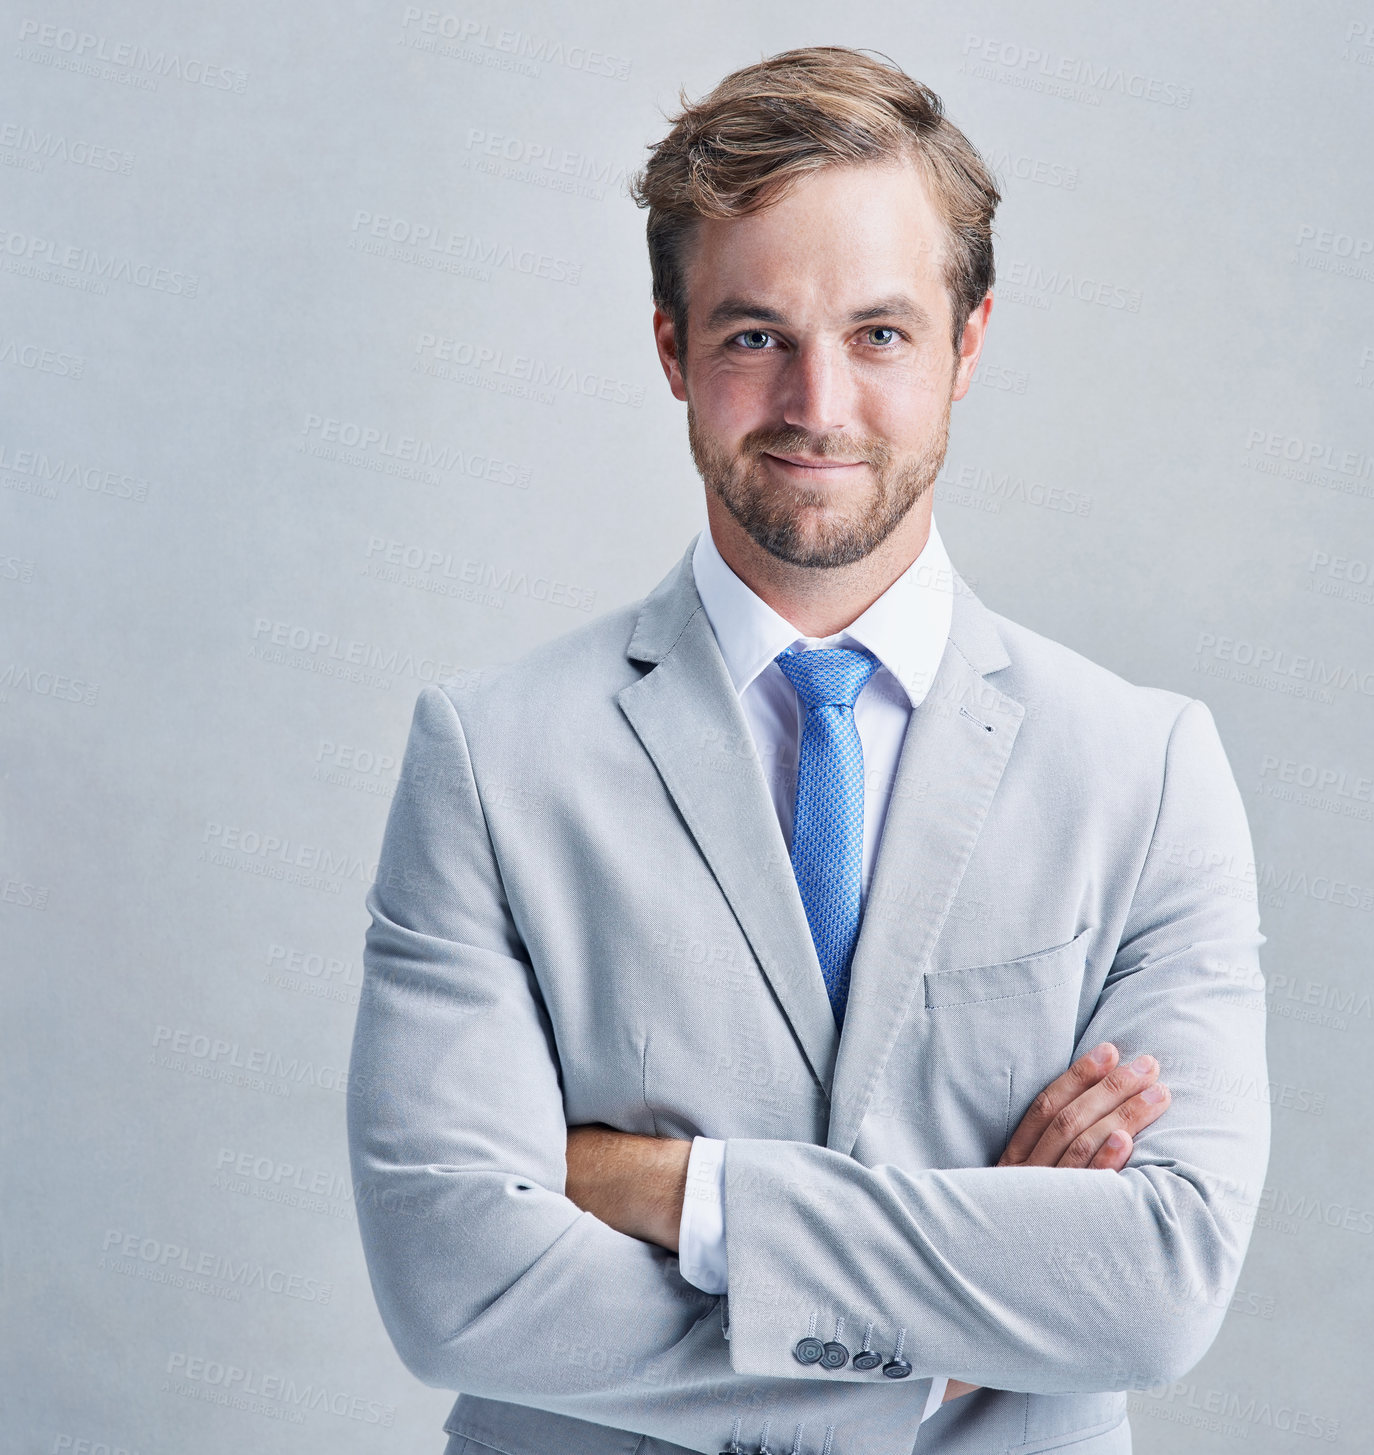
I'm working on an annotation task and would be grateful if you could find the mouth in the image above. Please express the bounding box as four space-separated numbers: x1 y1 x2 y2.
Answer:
763 452 868 474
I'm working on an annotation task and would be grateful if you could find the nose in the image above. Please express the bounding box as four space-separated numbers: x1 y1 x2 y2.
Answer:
777 341 855 438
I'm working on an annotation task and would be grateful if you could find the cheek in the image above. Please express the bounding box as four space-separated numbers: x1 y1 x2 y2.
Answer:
696 365 774 427
860 367 949 437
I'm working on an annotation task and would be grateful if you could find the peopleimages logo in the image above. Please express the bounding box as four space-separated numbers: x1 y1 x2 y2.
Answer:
1000 258 1142 312
0 662 99 705
349 210 581 284
299 412 531 489
414 332 645 407
983 146 1079 190
216 1147 350 1194
102 1230 332 1302
1195 631 1374 698
961 34 1191 108
463 127 628 198
0 441 155 501
15 18 250 92
0 120 135 174
1296 224 1373 263
52 1436 146 1455
165 1352 394 1425
364 537 598 613
0 337 85 380
397 8 631 80
249 617 464 690
1246 429 1374 478
201 821 376 881
0 225 198 296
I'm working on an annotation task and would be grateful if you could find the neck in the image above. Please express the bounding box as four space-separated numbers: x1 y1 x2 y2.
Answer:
705 495 934 638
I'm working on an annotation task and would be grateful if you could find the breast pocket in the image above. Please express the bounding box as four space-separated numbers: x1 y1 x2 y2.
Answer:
924 926 1095 1010
902 928 1095 1166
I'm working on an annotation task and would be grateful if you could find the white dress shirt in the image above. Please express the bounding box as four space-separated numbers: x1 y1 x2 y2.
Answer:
676 517 956 1424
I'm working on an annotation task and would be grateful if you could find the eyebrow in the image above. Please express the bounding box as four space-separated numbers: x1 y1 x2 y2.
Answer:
704 294 933 332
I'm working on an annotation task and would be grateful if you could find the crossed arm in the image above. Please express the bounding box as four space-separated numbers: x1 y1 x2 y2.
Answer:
563 1040 1176 1410
348 684 1269 1455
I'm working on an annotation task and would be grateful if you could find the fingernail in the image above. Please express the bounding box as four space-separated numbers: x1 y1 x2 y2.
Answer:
1092 1043 1114 1065
1131 1054 1155 1074
1142 1084 1166 1103
1107 1130 1128 1150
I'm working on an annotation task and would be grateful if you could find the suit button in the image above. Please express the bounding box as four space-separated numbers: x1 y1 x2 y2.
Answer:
820 1341 849 1370
852 1349 882 1371
882 1357 913 1379
793 1336 825 1364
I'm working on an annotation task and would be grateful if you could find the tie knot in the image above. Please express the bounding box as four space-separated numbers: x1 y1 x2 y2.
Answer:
774 644 881 710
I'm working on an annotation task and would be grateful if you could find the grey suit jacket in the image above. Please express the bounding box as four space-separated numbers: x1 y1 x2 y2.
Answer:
347 535 1270 1455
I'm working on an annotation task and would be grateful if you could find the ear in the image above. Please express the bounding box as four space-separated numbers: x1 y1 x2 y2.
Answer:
652 306 689 402
950 291 994 403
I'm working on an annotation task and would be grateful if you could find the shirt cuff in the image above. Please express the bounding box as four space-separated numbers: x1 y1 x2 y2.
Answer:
921 1376 949 1423
677 1135 728 1294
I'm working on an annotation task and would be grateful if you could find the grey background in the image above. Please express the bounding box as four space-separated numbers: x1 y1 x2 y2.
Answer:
2 1 1371 1450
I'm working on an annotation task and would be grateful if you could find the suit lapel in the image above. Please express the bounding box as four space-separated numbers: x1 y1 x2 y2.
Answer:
616 540 841 1097
825 576 1025 1156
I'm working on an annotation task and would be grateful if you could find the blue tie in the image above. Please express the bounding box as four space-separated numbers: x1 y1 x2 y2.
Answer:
774 645 881 1027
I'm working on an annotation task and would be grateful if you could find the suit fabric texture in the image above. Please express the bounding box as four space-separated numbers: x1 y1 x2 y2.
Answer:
348 535 1270 1455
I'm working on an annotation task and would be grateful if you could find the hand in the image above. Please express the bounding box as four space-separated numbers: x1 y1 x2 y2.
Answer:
997 1041 1171 1170
943 1378 981 1403
942 1043 1171 1407
565 1123 691 1252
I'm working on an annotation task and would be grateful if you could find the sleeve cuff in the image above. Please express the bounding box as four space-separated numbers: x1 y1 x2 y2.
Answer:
685 1136 945 1420
677 1135 728 1295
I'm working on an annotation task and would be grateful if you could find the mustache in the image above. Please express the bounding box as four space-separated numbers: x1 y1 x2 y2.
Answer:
741 427 892 468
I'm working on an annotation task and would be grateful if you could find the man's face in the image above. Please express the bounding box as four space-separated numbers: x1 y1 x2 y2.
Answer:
656 158 986 570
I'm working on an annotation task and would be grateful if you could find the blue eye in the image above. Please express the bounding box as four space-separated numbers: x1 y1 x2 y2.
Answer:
736 330 772 350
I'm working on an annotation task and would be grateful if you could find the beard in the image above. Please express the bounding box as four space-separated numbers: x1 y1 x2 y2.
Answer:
687 396 951 569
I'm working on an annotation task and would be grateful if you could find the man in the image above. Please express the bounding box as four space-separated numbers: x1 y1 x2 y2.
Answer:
348 46 1269 1455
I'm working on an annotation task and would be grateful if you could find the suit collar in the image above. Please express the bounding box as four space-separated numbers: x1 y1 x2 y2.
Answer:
621 534 1022 1144
946 567 1011 677
628 529 1009 673
689 520 957 710
624 536 703 665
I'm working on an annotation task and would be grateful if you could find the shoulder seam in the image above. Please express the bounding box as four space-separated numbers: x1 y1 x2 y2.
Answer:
1141 696 1201 864
424 682 501 859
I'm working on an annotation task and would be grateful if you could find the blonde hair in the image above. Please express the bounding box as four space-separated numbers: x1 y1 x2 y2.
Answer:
628 46 1000 356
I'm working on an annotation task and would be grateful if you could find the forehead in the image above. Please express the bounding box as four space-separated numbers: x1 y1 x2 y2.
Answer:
684 158 949 321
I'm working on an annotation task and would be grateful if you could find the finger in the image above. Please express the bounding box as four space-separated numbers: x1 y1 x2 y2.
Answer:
1022 1053 1162 1167
943 1379 981 1403
998 1042 1118 1167
1054 1083 1172 1169
1087 1128 1132 1171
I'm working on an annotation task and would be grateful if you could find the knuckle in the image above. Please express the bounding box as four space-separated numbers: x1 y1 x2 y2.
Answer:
1028 1088 1057 1124
1048 1104 1083 1141
1104 1063 1148 1096
1123 1091 1163 1124
1101 1068 1131 1096
1072 1054 1105 1087
1063 1134 1094 1166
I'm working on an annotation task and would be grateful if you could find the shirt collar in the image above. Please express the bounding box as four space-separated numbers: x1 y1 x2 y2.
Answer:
690 517 955 709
